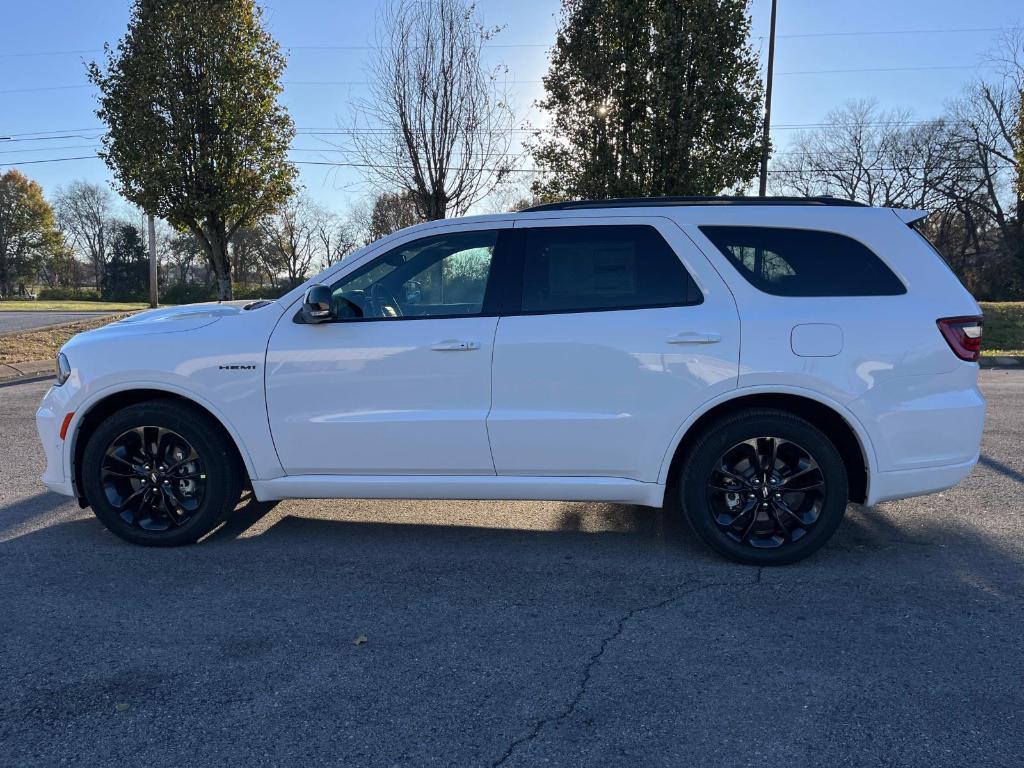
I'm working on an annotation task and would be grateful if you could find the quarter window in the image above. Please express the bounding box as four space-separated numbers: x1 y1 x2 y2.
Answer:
520 225 701 313
329 230 497 319
699 226 905 297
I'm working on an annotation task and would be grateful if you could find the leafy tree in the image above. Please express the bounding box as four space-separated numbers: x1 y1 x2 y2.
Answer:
0 170 62 296
368 191 423 242
88 0 297 301
531 0 764 199
103 223 149 301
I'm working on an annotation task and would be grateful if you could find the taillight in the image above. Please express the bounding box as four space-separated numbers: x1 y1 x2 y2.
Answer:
937 316 983 362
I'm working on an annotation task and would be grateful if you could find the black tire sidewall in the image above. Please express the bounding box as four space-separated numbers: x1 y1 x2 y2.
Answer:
680 410 849 566
81 401 242 546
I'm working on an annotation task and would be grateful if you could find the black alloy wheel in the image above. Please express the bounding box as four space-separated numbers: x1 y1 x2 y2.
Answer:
82 399 243 546
707 437 825 549
679 408 849 565
100 426 207 531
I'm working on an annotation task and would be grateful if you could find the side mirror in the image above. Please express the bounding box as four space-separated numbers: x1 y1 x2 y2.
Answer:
301 284 334 324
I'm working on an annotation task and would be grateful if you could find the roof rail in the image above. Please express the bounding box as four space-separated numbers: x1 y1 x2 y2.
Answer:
521 195 867 212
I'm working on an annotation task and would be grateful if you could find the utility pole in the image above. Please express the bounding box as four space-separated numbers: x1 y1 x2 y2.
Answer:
758 0 778 197
147 214 158 308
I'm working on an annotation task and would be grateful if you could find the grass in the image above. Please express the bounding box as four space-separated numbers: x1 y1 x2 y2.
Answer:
979 302 1024 357
0 300 151 312
0 313 132 365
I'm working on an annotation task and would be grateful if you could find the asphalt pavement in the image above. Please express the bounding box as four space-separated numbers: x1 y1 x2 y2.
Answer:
1 372 1022 767
0 311 119 336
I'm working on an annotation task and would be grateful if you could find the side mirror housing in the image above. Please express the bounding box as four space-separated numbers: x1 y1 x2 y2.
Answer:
301 284 334 324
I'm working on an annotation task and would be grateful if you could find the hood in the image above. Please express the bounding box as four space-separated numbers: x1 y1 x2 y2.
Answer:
64 301 275 349
112 301 247 332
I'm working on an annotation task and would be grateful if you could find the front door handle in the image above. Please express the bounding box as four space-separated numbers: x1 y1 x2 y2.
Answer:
667 332 721 345
431 339 481 351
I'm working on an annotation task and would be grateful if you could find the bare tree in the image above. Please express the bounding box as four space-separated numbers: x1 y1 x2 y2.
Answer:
54 181 115 290
311 205 359 267
259 194 320 288
349 0 514 220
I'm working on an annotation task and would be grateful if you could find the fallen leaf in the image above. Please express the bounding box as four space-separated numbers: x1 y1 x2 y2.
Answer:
353 635 368 646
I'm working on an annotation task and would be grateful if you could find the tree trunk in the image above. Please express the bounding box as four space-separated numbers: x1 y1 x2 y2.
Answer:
205 215 233 301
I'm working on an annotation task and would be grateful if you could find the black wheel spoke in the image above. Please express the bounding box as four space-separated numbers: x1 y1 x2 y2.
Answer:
716 466 753 489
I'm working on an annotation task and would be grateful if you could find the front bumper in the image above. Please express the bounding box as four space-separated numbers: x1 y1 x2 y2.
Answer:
36 385 75 497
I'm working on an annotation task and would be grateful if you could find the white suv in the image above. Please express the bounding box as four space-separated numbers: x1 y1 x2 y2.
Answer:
36 197 986 565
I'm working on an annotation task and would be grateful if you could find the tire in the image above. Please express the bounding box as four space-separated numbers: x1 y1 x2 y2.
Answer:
81 399 244 546
678 408 849 566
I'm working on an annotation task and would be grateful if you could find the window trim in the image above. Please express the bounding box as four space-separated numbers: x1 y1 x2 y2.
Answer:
498 224 704 317
697 224 907 298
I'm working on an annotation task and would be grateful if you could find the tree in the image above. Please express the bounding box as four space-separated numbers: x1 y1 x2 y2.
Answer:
351 0 514 220
531 0 764 200
53 181 115 291
88 0 297 301
103 223 149 301
1016 88 1024 201
0 170 62 296
258 194 318 289
311 205 359 267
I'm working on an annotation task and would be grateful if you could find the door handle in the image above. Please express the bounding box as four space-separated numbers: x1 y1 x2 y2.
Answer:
667 332 721 345
431 339 481 351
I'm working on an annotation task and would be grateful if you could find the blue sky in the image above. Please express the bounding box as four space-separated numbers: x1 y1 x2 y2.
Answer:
0 0 1020 214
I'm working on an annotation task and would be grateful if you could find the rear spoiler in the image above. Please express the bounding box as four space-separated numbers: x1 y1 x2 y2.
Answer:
892 208 928 225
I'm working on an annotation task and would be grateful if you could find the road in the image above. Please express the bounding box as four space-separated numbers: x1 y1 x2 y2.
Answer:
0 311 119 336
1 372 1022 767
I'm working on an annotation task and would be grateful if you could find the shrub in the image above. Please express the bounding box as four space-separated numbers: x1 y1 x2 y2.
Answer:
37 287 103 301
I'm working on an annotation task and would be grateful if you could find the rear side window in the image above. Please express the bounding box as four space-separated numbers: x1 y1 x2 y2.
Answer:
520 225 702 313
699 226 906 297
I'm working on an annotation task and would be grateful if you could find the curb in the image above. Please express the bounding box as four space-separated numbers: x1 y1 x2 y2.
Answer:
979 356 1024 369
0 360 55 384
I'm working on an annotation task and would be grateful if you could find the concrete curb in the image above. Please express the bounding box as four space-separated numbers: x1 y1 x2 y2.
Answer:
979 356 1024 369
0 360 55 384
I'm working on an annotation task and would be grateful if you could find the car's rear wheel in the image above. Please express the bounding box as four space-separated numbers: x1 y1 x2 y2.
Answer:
679 408 849 565
81 400 243 546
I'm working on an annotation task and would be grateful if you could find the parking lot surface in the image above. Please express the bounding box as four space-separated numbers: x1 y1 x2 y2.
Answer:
1 372 1022 767
0 311 119 336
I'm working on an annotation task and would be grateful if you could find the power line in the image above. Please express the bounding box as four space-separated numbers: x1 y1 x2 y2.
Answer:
0 25 1014 58
0 60 995 96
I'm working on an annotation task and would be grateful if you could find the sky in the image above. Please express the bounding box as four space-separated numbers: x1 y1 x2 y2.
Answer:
0 0 1021 217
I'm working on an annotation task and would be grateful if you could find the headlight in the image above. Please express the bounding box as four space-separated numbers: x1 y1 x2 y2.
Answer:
55 353 71 386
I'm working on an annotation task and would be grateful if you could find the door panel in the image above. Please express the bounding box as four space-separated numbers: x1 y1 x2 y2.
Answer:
487 217 740 482
266 317 498 475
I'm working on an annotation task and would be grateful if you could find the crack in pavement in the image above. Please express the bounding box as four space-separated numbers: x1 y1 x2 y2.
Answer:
491 572 759 766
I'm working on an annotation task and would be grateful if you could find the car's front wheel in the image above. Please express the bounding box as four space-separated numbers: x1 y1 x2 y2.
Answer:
679 408 849 565
81 400 243 546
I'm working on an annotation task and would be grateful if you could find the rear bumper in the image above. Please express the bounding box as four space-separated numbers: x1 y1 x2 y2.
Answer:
865 455 977 506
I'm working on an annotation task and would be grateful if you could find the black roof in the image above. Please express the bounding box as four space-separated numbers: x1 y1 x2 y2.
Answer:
521 195 867 212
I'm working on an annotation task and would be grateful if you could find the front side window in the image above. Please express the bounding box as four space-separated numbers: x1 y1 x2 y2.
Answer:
700 226 906 297
329 230 497 319
520 225 701 313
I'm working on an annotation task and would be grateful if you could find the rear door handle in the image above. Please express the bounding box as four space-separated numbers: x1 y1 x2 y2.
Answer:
667 332 721 345
431 339 481 351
